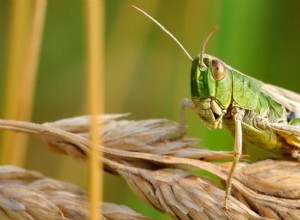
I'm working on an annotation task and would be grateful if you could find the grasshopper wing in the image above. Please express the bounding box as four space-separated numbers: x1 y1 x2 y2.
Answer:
262 83 300 112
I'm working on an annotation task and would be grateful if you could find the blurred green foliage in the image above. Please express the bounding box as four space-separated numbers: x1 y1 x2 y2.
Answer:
1 1 300 219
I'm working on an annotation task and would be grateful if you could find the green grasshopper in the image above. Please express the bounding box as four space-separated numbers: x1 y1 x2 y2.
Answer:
133 6 300 208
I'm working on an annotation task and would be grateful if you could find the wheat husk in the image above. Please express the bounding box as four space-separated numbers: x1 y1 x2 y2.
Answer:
0 165 151 220
0 115 300 219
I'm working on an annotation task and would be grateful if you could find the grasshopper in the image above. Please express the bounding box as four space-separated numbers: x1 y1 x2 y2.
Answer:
133 6 300 208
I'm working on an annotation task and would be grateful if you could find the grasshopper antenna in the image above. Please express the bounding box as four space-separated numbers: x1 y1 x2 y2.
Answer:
199 27 217 68
132 5 193 61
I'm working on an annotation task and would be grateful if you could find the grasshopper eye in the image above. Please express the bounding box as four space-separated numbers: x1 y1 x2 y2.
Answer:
211 59 226 80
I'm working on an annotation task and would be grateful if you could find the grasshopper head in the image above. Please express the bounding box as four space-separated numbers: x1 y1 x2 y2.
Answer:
190 54 232 129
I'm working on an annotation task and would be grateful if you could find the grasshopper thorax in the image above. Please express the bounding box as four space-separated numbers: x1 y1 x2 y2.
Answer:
191 55 233 129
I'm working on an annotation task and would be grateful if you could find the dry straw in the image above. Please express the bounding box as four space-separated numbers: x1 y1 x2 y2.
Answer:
0 114 300 219
84 0 105 219
2 0 47 166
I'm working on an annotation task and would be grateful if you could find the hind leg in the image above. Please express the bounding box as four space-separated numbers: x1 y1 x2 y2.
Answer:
285 116 300 160
291 148 300 161
271 114 300 160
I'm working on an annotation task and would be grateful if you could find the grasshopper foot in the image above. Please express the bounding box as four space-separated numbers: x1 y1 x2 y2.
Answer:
179 98 194 136
291 149 300 161
223 196 229 210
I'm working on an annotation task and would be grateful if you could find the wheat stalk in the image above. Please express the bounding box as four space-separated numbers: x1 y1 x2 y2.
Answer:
0 115 300 219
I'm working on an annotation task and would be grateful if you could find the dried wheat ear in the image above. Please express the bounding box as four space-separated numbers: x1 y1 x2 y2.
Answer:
0 165 150 220
1 114 300 220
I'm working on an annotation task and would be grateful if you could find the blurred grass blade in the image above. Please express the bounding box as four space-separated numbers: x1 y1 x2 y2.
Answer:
1 0 47 165
85 0 105 219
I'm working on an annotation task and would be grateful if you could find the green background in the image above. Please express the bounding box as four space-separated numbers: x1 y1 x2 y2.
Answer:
1 1 300 219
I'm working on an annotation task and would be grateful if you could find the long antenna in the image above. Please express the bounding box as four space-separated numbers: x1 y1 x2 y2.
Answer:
132 5 193 61
199 27 217 67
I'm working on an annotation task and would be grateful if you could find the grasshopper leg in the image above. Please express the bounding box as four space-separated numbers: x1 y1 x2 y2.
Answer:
224 107 245 209
179 98 195 135
268 122 300 160
291 149 300 160
269 123 300 137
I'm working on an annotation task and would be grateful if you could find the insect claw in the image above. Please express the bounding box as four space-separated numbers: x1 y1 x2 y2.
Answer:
178 125 187 137
179 98 195 136
223 195 230 210
291 149 300 161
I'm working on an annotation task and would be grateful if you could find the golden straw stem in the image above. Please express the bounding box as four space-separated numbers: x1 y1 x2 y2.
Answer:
19 0 47 133
85 0 105 219
1 0 47 165
16 0 46 166
1 1 47 165
2 1 29 165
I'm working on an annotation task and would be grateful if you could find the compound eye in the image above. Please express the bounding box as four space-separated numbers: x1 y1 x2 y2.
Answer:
211 59 226 80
